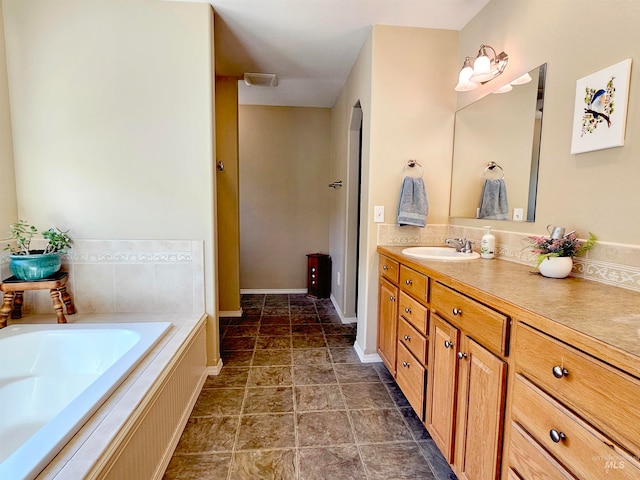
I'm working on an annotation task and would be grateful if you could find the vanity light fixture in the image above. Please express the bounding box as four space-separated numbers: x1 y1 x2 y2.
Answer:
454 44 508 91
454 57 478 92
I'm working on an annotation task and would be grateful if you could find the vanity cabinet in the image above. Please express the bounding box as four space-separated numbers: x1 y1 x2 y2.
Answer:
377 255 400 374
507 323 640 479
427 282 508 480
376 245 640 480
377 254 430 419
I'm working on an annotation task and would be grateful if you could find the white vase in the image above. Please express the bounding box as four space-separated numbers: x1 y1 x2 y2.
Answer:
538 256 573 279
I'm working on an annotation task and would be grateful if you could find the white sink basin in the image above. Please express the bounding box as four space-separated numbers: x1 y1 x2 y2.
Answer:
402 246 480 261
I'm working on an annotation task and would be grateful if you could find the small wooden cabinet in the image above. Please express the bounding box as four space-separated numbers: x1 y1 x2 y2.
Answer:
306 253 331 298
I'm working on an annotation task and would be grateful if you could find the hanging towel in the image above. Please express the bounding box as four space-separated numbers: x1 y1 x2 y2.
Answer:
478 178 509 220
397 176 428 227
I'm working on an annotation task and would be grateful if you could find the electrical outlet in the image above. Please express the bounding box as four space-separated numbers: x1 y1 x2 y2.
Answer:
513 208 524 221
374 206 384 223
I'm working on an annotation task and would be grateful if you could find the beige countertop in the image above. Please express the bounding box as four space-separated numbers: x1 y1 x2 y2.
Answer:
378 246 640 377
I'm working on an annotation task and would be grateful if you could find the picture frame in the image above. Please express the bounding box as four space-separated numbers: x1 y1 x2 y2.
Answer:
570 58 632 154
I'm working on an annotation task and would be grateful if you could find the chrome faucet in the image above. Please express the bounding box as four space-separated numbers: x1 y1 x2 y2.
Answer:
445 238 474 253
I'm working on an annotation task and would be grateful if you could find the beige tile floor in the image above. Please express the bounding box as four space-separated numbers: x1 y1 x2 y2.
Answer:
164 294 457 480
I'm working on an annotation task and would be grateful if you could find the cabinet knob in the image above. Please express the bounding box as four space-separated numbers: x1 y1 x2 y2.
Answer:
311 267 316 272
383 265 389 271
549 429 566 443
390 295 396 301
444 340 454 349
405 279 413 285
404 307 412 314
452 308 462 316
552 366 569 378
457 352 467 360
402 361 410 368
403 335 411 341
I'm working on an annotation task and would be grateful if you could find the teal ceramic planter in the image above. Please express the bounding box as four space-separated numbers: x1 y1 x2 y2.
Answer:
9 252 62 281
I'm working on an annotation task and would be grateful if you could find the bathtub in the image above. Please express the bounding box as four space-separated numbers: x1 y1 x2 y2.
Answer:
0 322 172 480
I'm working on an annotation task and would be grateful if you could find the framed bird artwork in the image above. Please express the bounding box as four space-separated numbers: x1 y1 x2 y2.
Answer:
571 58 632 154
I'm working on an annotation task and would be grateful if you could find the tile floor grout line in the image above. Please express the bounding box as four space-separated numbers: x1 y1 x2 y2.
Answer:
332 358 372 480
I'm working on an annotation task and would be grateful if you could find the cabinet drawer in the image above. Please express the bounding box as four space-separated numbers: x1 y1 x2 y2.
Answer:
508 422 574 480
398 317 427 364
515 323 640 454
379 255 399 283
399 291 429 335
396 341 425 419
431 282 509 357
511 375 640 479
399 265 429 302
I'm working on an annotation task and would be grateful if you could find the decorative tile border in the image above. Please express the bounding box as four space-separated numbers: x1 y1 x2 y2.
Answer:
377 224 640 293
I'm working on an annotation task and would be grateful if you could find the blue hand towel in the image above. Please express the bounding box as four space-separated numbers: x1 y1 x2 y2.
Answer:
397 176 428 227
478 178 509 220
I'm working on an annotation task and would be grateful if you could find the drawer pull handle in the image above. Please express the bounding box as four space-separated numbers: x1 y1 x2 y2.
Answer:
390 295 396 301
457 352 467 360
552 366 569 378
403 335 411 341
402 361 410 368
404 307 412 314
444 340 454 349
549 429 566 443
405 279 413 286
383 265 389 271
452 308 462 316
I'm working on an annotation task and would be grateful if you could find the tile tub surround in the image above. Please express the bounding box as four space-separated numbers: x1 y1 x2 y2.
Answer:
0 239 205 315
379 223 640 293
164 294 456 480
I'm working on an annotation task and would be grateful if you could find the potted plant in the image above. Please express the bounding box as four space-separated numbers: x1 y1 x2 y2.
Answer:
529 231 596 278
4 220 72 281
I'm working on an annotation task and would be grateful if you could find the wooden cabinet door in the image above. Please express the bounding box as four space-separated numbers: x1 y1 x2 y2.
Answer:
426 314 460 462
454 336 507 480
377 277 399 376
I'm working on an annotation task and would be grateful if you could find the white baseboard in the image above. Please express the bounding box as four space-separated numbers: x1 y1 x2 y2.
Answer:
219 308 243 317
240 288 307 294
354 339 382 363
330 294 358 324
206 358 223 375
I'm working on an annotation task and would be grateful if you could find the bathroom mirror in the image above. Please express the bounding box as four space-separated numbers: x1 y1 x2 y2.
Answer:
449 63 546 222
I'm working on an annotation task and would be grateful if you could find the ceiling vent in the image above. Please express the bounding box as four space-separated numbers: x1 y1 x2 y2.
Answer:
243 73 278 87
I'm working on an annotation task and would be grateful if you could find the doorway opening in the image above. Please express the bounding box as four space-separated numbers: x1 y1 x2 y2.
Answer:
344 102 362 318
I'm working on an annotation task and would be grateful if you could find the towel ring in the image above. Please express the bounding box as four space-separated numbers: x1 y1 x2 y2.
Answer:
483 162 504 180
403 159 424 178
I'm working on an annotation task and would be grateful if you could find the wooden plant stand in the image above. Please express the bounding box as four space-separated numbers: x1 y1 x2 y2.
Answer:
0 271 75 328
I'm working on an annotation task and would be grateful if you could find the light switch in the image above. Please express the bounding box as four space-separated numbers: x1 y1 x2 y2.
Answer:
513 208 524 221
374 206 385 223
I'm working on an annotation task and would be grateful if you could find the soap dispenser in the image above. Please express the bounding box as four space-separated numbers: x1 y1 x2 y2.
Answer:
481 226 495 259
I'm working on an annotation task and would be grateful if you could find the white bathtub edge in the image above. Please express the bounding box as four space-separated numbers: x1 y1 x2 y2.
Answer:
36 312 208 480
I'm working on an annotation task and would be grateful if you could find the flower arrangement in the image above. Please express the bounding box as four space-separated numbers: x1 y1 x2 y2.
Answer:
529 231 596 266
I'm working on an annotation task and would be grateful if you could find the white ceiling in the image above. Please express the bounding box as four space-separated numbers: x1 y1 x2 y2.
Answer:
201 0 490 107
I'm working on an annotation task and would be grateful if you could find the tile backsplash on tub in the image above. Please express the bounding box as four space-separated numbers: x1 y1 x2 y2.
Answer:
0 239 205 316
379 224 640 293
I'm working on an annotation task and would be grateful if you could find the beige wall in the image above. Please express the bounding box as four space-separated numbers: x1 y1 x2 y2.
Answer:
215 77 241 313
331 26 459 357
239 105 331 289
2 0 220 364
454 0 640 245
0 4 17 229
